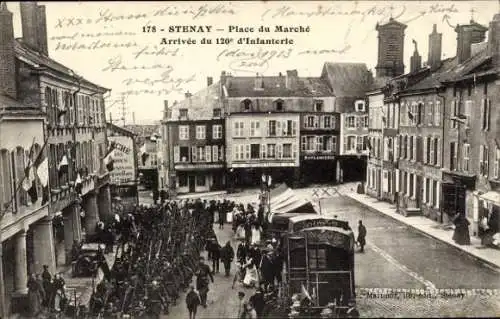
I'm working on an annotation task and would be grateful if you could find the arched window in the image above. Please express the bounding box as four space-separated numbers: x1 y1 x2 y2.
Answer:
0 149 13 213
274 99 284 111
242 99 252 111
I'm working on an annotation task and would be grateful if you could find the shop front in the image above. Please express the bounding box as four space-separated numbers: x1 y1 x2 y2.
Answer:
300 155 337 186
475 189 500 247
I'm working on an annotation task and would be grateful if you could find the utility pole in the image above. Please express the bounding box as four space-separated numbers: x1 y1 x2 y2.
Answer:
120 94 127 127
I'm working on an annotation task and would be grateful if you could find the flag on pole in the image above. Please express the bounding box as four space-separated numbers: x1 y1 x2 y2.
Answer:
104 142 116 172
407 111 414 121
35 149 49 205
57 154 69 178
75 173 82 194
301 284 312 302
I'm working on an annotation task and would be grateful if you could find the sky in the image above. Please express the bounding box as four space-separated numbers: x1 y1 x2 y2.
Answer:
6 1 499 124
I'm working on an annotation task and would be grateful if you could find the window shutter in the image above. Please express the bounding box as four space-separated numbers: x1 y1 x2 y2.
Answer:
245 144 250 159
261 144 266 158
191 146 197 162
394 136 399 161
423 177 427 203
205 145 211 162
174 146 180 163
301 136 306 151
487 99 491 130
318 136 323 151
429 138 434 165
303 116 308 128
212 145 218 162
293 143 297 159
427 103 433 126
277 144 282 158
332 136 337 154
292 120 297 136
319 115 324 129
423 137 427 164
343 137 347 154
219 146 224 161
481 99 486 130
436 139 441 166
479 145 484 174
395 169 400 192
436 181 440 208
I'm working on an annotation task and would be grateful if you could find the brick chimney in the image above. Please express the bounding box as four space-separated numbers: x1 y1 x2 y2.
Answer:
427 24 442 71
20 2 39 50
184 91 192 98
0 2 17 99
455 20 488 63
488 12 500 67
207 76 213 87
36 4 48 55
285 70 298 90
410 40 422 73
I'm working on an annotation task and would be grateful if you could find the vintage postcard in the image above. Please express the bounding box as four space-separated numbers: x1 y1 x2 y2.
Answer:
0 1 499 318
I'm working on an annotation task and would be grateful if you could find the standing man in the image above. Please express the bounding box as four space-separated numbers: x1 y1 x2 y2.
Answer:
195 257 214 308
220 241 235 277
357 220 367 253
185 286 201 319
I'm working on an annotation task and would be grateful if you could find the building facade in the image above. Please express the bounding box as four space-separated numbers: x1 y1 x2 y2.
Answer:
223 71 332 187
440 17 500 237
299 107 339 185
321 63 372 183
365 87 385 199
0 2 111 315
163 79 226 194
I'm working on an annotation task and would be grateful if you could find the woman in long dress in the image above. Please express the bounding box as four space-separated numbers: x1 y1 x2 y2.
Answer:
250 223 262 245
243 260 259 288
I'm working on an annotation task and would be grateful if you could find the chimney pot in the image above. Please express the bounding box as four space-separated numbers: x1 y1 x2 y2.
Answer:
456 21 487 63
36 5 48 55
428 24 442 70
0 2 17 99
20 2 39 50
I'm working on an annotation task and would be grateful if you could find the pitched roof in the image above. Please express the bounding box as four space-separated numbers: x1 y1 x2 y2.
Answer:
107 122 136 137
169 81 222 121
224 75 332 97
402 58 457 92
439 45 492 83
14 40 109 92
321 62 373 97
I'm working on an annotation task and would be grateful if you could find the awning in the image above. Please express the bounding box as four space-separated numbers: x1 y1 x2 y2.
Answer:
480 191 500 205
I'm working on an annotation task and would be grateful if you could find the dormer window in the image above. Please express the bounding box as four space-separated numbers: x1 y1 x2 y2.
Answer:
275 99 284 111
213 108 222 117
242 99 252 111
179 108 188 118
314 100 324 112
355 100 365 112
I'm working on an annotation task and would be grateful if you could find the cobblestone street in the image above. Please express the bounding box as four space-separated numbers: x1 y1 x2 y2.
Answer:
165 187 500 318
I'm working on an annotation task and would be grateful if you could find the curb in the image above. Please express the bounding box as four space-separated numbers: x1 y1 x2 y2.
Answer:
346 194 500 271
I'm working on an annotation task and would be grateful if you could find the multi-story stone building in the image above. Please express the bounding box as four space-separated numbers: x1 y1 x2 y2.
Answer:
365 83 386 199
439 16 500 237
322 63 372 183
163 79 226 194
0 2 111 315
223 71 329 187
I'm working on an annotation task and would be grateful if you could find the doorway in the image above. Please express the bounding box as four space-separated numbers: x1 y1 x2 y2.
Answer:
189 175 196 193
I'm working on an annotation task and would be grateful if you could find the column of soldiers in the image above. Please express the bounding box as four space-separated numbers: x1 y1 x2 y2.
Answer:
88 199 214 318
